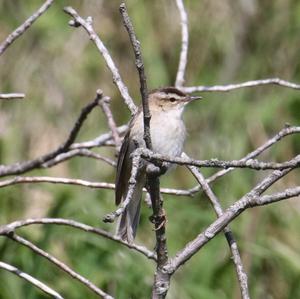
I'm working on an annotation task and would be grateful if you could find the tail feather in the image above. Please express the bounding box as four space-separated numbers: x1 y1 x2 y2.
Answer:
116 178 144 243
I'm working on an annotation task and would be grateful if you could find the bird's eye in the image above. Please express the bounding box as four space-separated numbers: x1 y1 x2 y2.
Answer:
169 97 176 102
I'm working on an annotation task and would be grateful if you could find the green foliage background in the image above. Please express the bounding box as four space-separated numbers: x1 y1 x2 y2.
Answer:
0 0 300 298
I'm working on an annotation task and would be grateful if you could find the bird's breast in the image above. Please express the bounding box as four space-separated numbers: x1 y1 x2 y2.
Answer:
130 112 186 157
151 115 186 157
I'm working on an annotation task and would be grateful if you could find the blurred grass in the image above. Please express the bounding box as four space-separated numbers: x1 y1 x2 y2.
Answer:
0 0 300 298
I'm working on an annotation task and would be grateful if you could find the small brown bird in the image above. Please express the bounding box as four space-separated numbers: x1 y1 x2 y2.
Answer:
115 87 201 243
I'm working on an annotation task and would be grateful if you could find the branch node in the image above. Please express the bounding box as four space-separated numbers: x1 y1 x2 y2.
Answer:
102 213 117 223
86 16 93 25
68 19 80 27
96 89 103 97
0 225 14 236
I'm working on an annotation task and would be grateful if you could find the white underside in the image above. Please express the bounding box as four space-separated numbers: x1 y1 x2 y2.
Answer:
130 108 186 157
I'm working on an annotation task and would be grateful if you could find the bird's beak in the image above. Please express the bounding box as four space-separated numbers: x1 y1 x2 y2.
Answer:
189 95 202 101
184 95 203 104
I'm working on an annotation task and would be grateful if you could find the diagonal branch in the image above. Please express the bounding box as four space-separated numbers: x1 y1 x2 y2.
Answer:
0 218 156 261
166 155 300 274
181 78 300 93
0 0 54 55
0 261 64 299
6 234 114 299
258 186 300 204
175 0 189 87
63 6 137 115
183 153 249 299
98 96 122 148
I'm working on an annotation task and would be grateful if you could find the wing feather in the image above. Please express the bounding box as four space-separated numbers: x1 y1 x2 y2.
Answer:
115 130 131 205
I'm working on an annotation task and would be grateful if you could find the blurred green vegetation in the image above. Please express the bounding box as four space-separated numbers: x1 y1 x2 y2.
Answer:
0 0 300 298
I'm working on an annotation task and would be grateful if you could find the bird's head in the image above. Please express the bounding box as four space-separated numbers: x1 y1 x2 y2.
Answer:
148 87 202 114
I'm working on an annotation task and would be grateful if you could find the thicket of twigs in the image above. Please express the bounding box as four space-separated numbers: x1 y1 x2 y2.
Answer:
0 1 300 299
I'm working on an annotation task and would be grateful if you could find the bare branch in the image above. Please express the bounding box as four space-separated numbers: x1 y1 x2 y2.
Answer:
0 261 64 299
0 90 103 177
0 176 115 189
98 96 122 148
0 218 155 260
175 0 189 87
159 186 192 196
42 148 116 168
0 0 54 55
166 155 300 273
71 125 128 150
119 2 151 149
63 7 137 115
181 78 300 93
183 153 249 299
0 93 25 100
141 149 300 170
6 234 114 299
0 174 190 199
258 186 300 204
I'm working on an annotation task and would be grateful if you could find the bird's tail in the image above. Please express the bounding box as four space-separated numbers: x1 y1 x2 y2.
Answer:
116 178 144 244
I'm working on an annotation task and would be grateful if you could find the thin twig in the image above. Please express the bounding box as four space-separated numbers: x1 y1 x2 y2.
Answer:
0 218 156 260
0 176 115 189
98 96 122 148
119 2 151 149
0 93 25 100
175 0 189 87
63 6 137 115
258 186 300 204
181 78 300 93
6 234 114 299
0 90 103 177
165 155 300 274
159 186 192 196
42 148 116 168
71 125 128 150
103 154 141 223
183 153 250 299
0 261 64 299
0 0 54 55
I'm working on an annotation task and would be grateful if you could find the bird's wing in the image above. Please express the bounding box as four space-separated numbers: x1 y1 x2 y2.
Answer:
115 129 132 205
